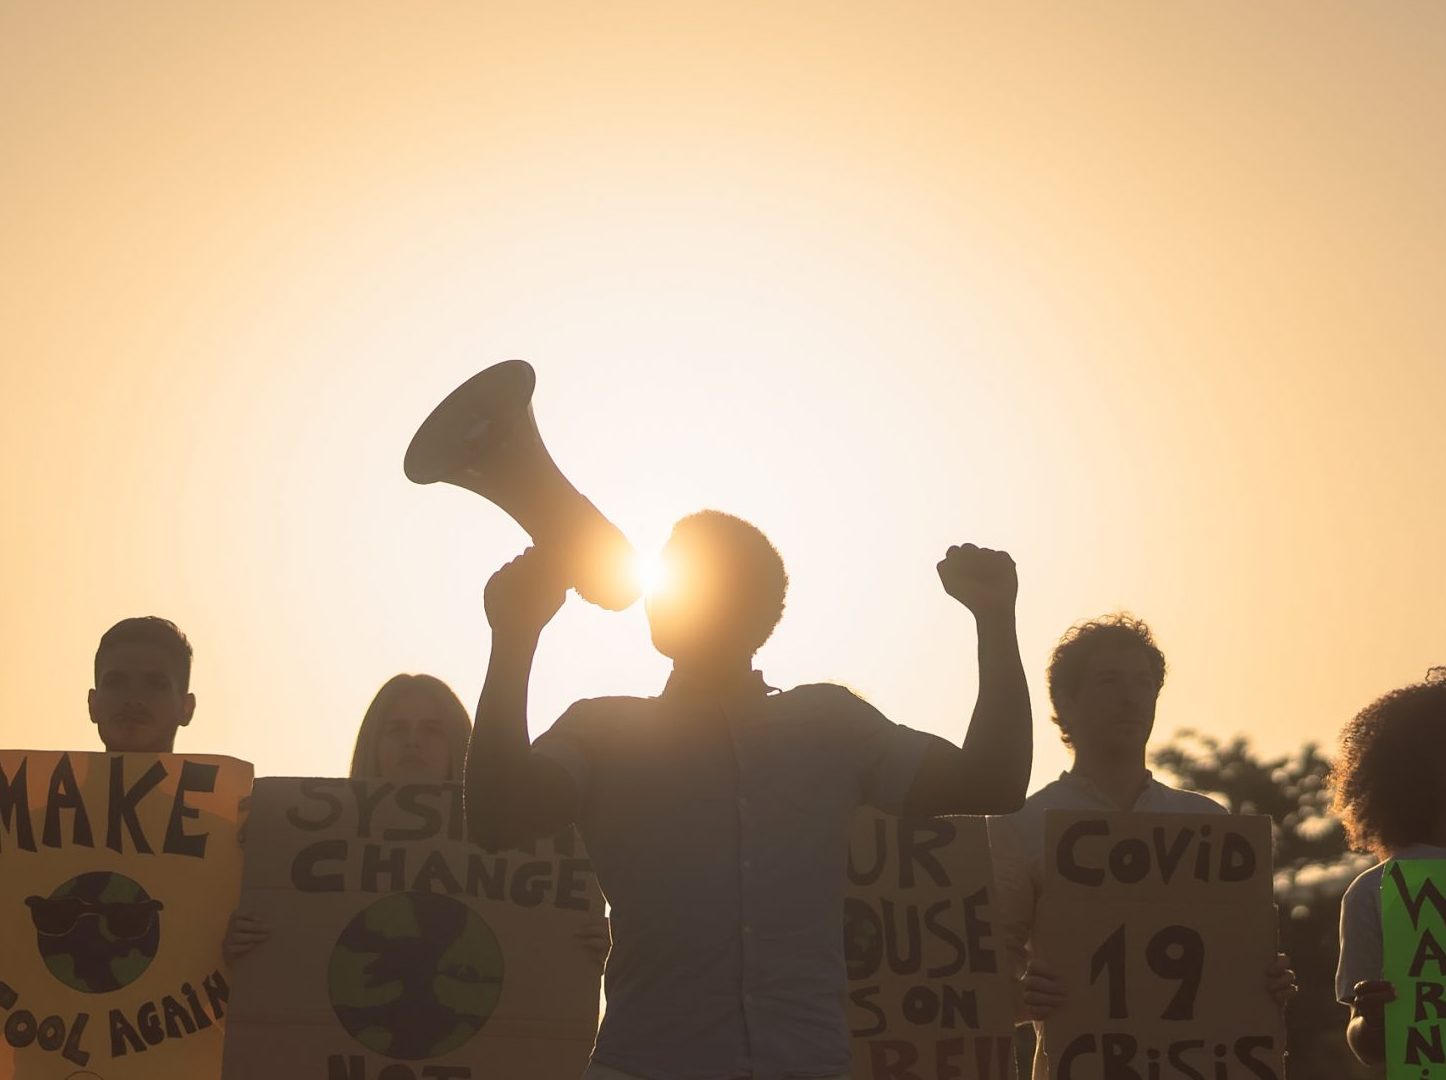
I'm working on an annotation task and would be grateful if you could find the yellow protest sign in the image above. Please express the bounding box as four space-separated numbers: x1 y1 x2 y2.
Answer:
1035 810 1283 1080
846 810 1015 1080
222 777 604 1080
0 749 252 1080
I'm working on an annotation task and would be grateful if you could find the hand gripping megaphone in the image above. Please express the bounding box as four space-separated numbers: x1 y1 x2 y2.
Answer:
404 360 640 610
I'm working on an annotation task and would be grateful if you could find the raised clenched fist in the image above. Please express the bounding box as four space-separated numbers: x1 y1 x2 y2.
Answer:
936 543 1018 617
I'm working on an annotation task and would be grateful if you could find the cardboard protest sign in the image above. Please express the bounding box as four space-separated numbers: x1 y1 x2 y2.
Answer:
1035 811 1283 1080
1382 858 1446 1078
222 777 604 1080
845 810 1015 1080
0 749 252 1080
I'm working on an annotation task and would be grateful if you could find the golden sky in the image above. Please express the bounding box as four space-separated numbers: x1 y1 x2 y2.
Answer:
2 2 1443 789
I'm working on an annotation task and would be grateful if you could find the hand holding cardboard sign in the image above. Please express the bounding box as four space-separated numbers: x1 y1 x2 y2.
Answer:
577 915 610 970
1265 952 1297 1009
223 909 272 965
1019 959 1067 1021
1346 978 1395 1064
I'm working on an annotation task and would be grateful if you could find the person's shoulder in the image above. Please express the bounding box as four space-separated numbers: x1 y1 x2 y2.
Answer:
989 778 1070 832
552 695 655 729
1151 781 1229 815
1342 859 1389 908
777 682 881 715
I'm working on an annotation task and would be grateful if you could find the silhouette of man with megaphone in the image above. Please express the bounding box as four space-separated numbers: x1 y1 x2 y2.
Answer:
466 511 1032 1080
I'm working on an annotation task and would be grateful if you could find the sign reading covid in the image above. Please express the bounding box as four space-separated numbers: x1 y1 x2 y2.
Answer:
1036 811 1284 1080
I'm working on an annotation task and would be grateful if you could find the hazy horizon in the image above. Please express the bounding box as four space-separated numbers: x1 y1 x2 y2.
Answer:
3 2 1443 789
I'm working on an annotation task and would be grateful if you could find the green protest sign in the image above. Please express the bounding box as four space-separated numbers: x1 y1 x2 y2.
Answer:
1382 859 1446 1078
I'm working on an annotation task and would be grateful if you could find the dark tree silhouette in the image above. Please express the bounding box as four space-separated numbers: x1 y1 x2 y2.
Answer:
1150 730 1375 1079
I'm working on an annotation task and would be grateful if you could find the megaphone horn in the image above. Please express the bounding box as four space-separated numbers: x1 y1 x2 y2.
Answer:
404 360 640 611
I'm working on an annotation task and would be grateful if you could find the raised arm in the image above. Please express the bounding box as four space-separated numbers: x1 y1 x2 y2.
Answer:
464 548 580 850
902 543 1032 816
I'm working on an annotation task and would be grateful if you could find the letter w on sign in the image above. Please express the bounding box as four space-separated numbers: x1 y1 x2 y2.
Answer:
1382 859 1446 1079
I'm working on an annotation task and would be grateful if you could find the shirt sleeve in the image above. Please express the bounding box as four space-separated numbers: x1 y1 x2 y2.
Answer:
531 701 598 804
831 686 935 814
1336 869 1384 1004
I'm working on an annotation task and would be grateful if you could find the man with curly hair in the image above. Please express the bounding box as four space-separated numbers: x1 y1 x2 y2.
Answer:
1332 671 1446 1065
989 614 1296 1080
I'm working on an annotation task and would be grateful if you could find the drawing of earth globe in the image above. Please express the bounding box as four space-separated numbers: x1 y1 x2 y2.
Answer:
25 871 164 993
328 891 504 1060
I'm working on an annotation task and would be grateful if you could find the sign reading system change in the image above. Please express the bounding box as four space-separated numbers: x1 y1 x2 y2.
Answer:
0 749 252 1080
845 810 1014 1080
1036 810 1283 1080
222 777 604 1080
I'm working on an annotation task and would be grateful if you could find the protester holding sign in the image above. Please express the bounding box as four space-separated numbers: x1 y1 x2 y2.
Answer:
0 748 252 1079
988 615 1296 1080
1330 671 1446 1067
88 617 197 753
347 672 475 782
467 512 1033 1080
224 673 609 965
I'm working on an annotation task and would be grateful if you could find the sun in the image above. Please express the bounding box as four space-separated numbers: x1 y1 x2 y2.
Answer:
631 548 671 598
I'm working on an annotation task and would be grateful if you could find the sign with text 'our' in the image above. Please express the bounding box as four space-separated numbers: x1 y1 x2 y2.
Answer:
222 777 604 1080
0 749 251 1080
845 810 1015 1080
1036 811 1283 1080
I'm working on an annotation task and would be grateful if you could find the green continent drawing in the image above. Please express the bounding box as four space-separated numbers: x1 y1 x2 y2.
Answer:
328 891 504 1060
24 871 164 993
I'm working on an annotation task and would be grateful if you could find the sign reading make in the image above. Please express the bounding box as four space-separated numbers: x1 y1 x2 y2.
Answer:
0 749 252 1080
845 810 1014 1080
222 777 605 1080
1035 810 1283 1080
1382 858 1446 1079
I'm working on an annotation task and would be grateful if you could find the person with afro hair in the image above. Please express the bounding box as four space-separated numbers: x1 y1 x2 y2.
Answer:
1332 669 1446 1065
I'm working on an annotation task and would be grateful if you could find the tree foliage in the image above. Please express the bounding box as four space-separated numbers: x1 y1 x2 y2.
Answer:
1151 730 1375 1079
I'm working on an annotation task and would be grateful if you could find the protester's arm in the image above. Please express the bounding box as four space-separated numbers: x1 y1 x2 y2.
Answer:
1346 980 1395 1065
465 549 581 850
902 544 1032 816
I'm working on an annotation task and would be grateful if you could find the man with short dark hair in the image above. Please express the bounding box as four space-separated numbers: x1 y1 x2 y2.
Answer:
466 511 1033 1080
989 614 1294 1080
89 616 196 752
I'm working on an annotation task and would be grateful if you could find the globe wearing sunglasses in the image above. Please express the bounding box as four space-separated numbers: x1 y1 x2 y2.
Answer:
23 871 165 993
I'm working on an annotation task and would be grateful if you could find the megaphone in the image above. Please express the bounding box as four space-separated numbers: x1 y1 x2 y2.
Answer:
404 360 640 611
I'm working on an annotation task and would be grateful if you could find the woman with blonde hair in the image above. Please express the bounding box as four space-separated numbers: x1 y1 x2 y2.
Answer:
348 672 472 783
226 673 609 964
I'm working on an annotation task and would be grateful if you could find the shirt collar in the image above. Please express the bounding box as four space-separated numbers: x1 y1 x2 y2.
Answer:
660 668 777 703
1058 768 1157 810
